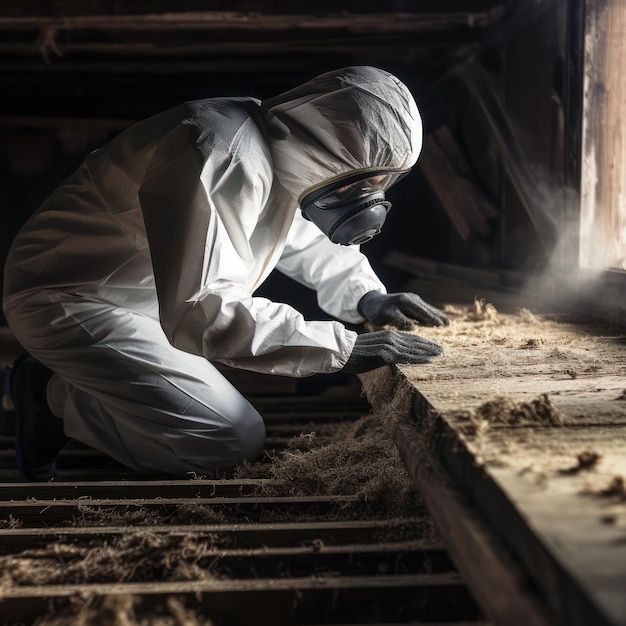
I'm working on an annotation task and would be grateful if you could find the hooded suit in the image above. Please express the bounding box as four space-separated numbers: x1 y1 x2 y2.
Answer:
3 66 422 476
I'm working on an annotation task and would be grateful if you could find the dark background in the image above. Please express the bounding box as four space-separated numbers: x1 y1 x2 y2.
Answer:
0 0 584 320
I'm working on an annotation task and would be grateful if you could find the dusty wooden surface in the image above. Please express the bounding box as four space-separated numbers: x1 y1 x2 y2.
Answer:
359 365 553 626
397 300 626 626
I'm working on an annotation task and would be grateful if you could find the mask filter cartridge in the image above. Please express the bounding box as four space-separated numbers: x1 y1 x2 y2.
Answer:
300 172 406 245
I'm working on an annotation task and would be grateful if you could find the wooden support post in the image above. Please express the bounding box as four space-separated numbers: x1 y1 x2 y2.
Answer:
581 0 626 270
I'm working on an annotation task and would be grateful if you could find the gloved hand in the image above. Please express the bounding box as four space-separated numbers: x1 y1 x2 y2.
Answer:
342 330 443 374
358 291 449 329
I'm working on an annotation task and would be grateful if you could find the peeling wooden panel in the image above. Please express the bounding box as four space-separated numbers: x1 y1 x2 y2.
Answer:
581 0 626 270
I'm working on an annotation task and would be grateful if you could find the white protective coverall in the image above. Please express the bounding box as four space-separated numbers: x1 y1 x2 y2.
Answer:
3 66 422 476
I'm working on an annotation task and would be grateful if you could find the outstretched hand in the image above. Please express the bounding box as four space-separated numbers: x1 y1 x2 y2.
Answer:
342 329 443 374
358 291 449 330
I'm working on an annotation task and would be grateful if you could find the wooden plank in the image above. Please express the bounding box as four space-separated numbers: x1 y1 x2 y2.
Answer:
0 495 359 526
359 368 553 626
401 305 626 429
0 7 501 34
432 421 623 626
393 305 626 625
0 520 436 551
0 0 503 19
0 478 271 500
0 541 451 579
0 494 354 507
433 417 626 626
0 573 474 625
4 538 440 558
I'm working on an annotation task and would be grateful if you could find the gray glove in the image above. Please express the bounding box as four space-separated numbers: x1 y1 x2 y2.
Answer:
358 290 449 329
342 330 443 374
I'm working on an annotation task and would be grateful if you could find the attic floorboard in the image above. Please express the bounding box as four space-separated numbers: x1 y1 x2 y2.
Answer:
364 298 626 626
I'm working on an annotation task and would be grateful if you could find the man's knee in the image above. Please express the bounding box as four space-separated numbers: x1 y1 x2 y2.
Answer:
179 403 265 474
231 407 266 465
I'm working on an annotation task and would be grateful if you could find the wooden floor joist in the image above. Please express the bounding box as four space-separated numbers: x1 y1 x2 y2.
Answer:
0 359 487 625
0 575 475 625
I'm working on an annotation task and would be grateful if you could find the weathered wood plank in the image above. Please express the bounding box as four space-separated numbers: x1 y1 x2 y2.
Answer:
433 418 624 626
0 494 360 526
0 541 451 579
359 368 553 626
0 7 501 34
393 302 626 626
410 377 626 426
0 519 436 550
0 573 474 625
0 479 271 500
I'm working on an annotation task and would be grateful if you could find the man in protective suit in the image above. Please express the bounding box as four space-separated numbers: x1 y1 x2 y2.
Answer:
3 66 448 481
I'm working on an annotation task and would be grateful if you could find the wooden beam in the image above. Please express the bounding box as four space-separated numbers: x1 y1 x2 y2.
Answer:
0 5 507 32
372 305 626 625
0 574 473 625
0 519 435 551
359 367 554 626
0 478 269 500
581 0 626 270
0 541 449 579
0 495 360 527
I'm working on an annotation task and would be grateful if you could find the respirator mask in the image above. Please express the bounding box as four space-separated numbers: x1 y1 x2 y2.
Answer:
299 170 409 245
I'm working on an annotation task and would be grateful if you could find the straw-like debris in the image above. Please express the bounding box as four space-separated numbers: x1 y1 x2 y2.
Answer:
459 393 564 436
71 503 229 528
559 451 602 475
0 514 22 529
1 411 433 598
475 394 563 426
0 533 221 589
237 413 427 520
468 297 499 322
34 594 211 626
599 476 626 501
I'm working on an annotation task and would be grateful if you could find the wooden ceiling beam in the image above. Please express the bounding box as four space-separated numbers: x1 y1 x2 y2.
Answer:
0 10 505 34
0 0 512 18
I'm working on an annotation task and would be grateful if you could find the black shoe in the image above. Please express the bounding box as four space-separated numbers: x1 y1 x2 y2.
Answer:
9 353 69 481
